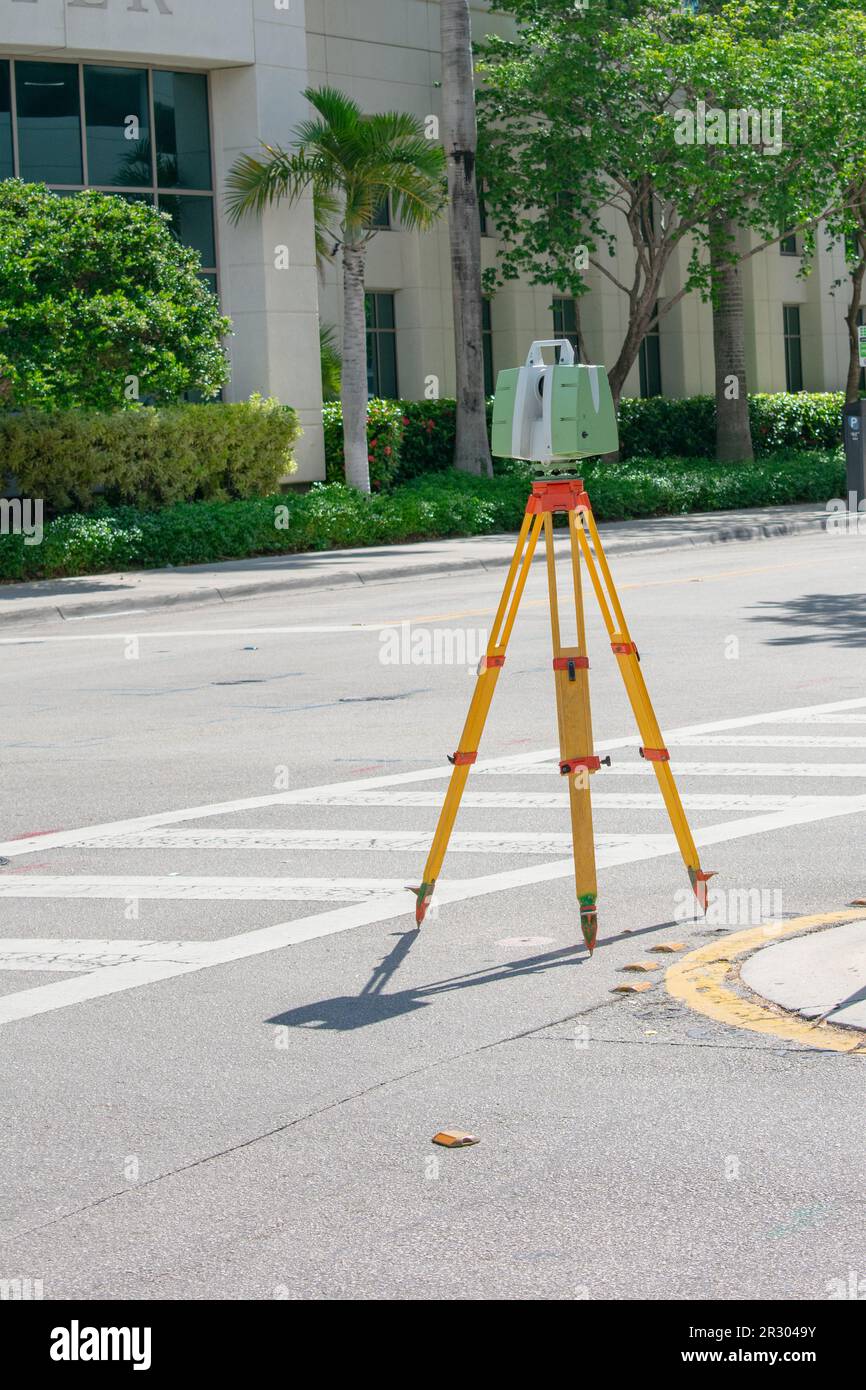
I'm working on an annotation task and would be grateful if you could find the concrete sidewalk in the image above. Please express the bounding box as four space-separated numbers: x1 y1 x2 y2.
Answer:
742 915 866 1032
0 500 828 628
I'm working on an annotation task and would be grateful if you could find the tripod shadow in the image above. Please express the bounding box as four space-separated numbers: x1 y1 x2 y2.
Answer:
266 917 682 1034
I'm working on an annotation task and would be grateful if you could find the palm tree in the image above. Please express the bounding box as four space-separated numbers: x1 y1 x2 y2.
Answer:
440 0 493 476
226 87 446 492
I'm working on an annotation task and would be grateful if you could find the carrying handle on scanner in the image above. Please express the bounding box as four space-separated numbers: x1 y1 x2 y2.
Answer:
525 339 575 367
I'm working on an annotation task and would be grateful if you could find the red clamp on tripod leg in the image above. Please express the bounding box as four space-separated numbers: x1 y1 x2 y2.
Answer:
639 746 670 762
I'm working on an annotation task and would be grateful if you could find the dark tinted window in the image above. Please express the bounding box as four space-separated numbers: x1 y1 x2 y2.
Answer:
152 71 211 189
0 62 12 179
84 65 150 187
158 193 216 267
16 61 82 185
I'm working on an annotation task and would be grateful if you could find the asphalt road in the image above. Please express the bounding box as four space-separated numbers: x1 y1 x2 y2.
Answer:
1 527 865 1301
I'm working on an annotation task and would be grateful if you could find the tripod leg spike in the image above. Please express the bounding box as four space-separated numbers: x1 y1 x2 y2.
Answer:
579 895 598 954
412 881 435 925
688 866 717 914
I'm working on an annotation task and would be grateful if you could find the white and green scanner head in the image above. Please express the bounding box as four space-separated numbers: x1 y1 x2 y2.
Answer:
490 339 618 467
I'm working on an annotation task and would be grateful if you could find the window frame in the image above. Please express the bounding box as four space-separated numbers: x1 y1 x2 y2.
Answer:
783 303 804 392
0 53 218 279
366 291 399 399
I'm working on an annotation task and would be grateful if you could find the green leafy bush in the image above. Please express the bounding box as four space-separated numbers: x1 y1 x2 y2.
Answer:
0 181 231 410
324 393 845 482
618 393 843 459
0 449 843 583
323 398 402 490
0 395 299 513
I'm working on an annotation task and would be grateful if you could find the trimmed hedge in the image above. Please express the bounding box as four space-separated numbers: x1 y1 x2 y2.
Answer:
1 395 299 514
618 392 844 459
322 392 845 481
0 449 843 583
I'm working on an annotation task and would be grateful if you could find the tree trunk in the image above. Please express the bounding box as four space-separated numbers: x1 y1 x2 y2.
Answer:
710 217 753 462
844 247 866 404
440 0 493 477
341 241 371 492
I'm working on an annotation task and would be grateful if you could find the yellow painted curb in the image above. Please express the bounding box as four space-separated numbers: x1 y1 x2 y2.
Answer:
665 909 866 1054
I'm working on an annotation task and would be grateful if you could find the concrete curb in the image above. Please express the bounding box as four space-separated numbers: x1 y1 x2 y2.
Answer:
740 915 866 1033
0 506 828 629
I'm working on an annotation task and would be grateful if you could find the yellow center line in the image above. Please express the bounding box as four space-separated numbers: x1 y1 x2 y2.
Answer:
665 908 866 1053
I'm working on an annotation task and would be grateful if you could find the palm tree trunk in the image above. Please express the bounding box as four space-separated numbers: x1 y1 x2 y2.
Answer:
710 217 753 462
440 0 493 477
341 241 371 492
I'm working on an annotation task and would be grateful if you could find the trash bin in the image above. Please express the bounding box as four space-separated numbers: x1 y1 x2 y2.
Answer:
842 399 866 509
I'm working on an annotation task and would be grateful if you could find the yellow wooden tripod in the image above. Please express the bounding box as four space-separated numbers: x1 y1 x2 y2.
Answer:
411 477 714 952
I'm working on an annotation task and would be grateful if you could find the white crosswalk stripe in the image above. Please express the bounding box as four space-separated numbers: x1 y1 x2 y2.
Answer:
477 761 866 778
0 876 410 902
51 829 676 855
2 693 866 1027
271 789 851 811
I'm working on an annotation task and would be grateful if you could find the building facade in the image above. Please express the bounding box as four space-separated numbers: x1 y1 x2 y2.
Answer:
0 1 855 481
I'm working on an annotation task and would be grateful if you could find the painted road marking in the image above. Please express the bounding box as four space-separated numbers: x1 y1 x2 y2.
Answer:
479 761 866 778
2 793 866 1027
3 693 866 861
54 829 676 856
0 876 410 902
263 790 848 812
667 734 866 748
665 909 866 1053
0 939 199 971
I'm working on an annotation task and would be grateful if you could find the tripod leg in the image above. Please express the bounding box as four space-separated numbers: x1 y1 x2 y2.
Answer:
412 508 544 924
544 511 599 952
574 498 715 912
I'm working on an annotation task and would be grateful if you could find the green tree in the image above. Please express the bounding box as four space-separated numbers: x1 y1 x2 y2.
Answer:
227 87 446 493
0 181 230 410
477 1 844 460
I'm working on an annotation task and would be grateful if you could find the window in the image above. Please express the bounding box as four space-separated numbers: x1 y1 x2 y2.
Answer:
482 299 494 396
366 293 398 398
783 305 803 391
16 61 82 185
84 65 150 187
639 304 662 397
478 181 488 236
552 297 580 356
371 195 391 229
3 59 217 289
0 61 12 180
780 232 798 256
152 70 212 190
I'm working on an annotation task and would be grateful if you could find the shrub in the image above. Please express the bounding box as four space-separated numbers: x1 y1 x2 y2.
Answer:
0 449 843 583
323 392 846 484
0 395 299 513
395 400 458 480
0 181 231 410
323 398 402 490
618 393 843 459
